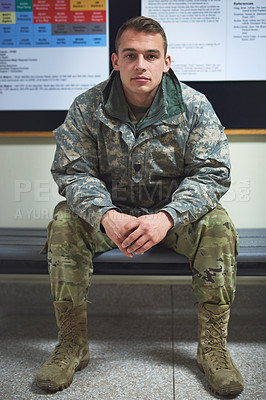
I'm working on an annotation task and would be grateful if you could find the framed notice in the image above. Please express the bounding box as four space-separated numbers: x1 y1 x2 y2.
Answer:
142 0 266 81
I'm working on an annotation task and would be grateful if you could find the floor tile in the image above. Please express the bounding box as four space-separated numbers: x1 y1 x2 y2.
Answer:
172 284 266 400
0 313 175 400
0 282 265 400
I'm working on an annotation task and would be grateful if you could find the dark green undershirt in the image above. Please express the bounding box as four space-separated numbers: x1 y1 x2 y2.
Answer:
127 102 150 133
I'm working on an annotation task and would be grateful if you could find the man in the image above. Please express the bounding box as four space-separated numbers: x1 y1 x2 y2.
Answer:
36 16 244 396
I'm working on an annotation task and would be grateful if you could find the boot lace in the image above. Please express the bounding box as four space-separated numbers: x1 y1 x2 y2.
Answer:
204 311 231 371
47 310 81 368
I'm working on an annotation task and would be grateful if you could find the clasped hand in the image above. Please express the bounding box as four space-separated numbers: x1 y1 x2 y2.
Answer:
101 209 173 258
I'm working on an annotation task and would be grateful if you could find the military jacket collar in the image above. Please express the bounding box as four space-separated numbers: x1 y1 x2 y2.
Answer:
99 68 185 129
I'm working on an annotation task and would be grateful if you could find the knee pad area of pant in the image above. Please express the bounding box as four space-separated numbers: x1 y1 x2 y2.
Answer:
198 205 237 238
53 201 79 224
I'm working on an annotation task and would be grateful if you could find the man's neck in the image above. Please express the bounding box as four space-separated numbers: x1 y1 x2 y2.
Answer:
123 87 159 108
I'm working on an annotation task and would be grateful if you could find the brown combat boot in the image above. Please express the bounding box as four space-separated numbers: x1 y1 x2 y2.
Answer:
36 301 90 392
197 303 244 396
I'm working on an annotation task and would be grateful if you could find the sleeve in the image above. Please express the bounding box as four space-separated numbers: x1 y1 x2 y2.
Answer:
161 96 231 227
51 99 119 231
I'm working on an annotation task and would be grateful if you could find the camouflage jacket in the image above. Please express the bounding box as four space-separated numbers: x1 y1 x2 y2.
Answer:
51 69 231 231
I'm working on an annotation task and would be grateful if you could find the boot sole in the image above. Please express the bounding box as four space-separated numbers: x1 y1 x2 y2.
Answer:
197 361 243 396
36 358 90 392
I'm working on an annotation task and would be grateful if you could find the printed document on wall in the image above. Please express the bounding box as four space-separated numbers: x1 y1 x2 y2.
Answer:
142 0 266 81
0 0 109 110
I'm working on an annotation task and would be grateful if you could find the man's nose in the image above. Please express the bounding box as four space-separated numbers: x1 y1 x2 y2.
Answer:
135 55 146 70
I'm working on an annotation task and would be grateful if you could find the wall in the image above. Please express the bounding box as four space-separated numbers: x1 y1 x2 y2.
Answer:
1 134 266 229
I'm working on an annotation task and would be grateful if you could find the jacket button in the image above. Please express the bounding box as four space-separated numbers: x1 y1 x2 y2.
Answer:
134 163 142 172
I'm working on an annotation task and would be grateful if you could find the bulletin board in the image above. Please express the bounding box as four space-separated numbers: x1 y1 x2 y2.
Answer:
0 0 265 133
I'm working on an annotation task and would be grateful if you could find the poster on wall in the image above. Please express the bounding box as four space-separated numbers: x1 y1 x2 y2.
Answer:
142 0 266 81
0 0 109 110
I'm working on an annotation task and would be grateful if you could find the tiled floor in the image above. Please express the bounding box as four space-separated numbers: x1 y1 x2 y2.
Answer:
0 280 265 399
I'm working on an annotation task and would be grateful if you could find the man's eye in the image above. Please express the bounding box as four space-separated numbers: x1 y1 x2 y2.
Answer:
125 54 134 59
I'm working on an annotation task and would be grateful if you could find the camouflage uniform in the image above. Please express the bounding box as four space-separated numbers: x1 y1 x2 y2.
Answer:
46 69 238 307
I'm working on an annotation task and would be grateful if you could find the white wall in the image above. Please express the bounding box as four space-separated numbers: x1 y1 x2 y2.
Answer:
1 137 62 228
1 134 266 229
221 135 266 228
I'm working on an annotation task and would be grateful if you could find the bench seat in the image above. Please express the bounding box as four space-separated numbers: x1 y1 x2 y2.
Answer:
0 227 265 276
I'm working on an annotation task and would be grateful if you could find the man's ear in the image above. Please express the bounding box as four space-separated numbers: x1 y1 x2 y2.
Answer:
111 53 119 71
163 54 171 73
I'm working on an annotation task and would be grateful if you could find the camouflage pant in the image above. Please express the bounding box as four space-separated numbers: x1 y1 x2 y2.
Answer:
44 201 239 307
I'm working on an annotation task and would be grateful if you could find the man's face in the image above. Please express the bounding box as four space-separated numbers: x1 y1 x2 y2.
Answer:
111 29 171 107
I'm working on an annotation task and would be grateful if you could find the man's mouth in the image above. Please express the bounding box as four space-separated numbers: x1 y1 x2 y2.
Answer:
132 76 150 82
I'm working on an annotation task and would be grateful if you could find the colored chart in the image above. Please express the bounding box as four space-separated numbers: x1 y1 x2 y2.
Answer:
0 0 109 110
0 0 107 47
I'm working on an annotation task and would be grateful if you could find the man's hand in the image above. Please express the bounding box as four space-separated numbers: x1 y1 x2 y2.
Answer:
101 210 137 257
121 211 174 255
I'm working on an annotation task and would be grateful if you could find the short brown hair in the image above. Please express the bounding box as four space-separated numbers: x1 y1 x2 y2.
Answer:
115 16 168 56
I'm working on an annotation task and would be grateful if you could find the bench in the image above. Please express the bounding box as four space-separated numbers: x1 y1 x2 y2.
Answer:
0 227 265 276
